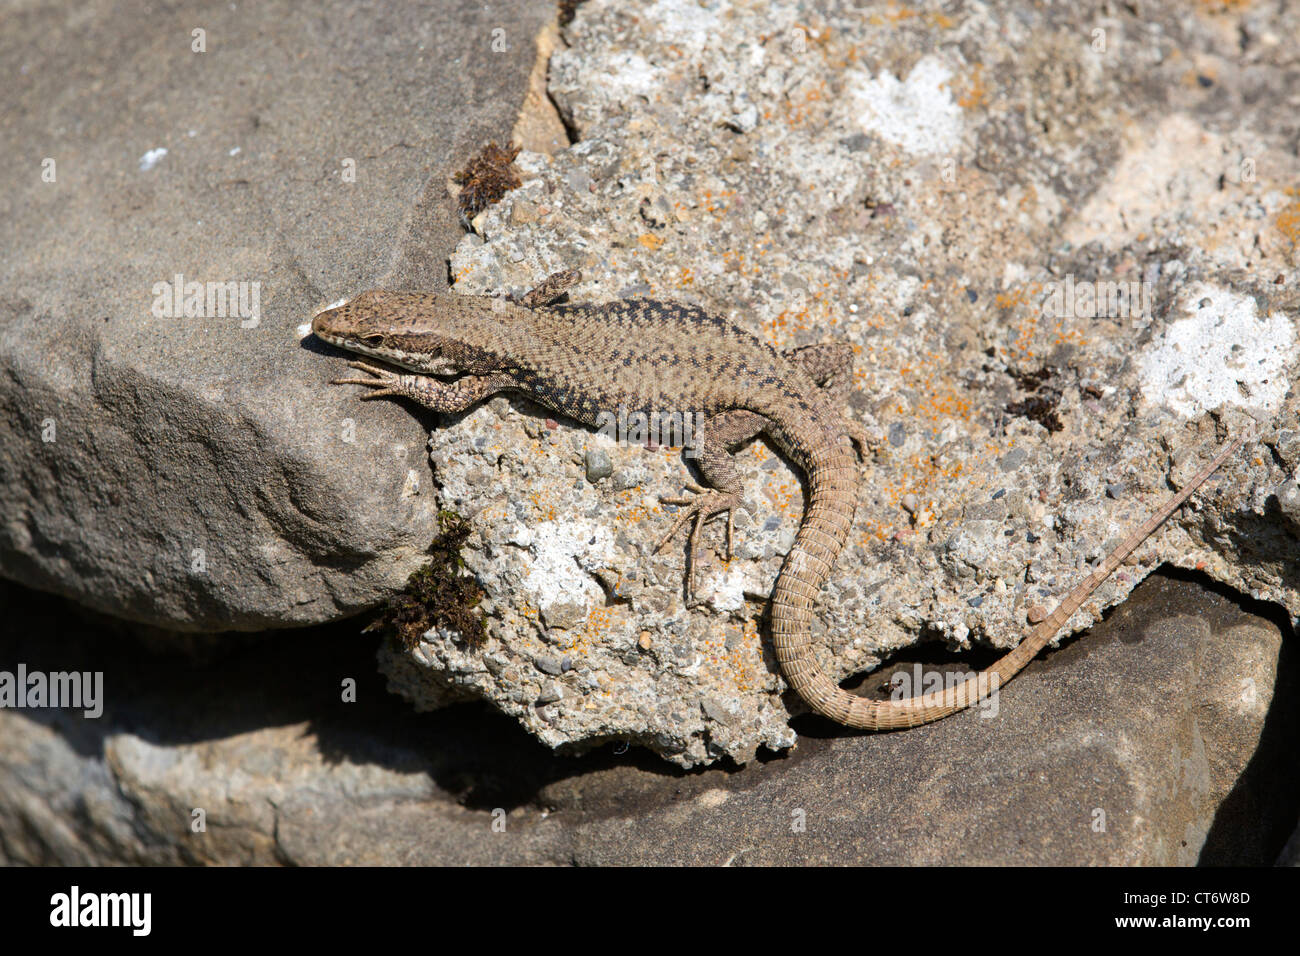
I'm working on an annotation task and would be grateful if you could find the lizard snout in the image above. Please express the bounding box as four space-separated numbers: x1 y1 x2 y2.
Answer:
310 309 332 337
311 302 349 340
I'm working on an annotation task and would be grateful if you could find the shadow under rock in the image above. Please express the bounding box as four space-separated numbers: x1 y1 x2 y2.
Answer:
1165 567 1300 866
3 559 1295 850
0 579 718 817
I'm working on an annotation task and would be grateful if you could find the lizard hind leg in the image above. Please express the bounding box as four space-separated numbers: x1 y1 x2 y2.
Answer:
783 342 877 461
654 410 764 602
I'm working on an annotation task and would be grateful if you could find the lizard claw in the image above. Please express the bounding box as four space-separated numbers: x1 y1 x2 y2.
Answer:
331 360 406 399
843 419 881 462
655 486 741 603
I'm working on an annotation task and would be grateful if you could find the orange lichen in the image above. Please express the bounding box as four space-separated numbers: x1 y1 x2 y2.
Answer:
867 3 954 28
698 189 738 215
995 280 1090 360
953 64 988 109
783 79 829 127
1196 0 1252 12
1275 192 1300 250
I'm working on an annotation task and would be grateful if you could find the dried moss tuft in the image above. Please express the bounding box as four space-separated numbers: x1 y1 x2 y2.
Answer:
453 141 522 223
372 511 487 650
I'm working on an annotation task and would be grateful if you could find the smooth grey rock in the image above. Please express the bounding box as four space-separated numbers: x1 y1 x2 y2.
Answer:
584 448 613 482
999 447 1029 472
1 574 1294 865
0 0 556 629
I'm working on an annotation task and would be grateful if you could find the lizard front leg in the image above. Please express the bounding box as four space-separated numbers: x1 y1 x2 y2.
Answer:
332 360 514 413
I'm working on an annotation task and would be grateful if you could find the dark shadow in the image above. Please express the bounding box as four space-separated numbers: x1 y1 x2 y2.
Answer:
788 638 1003 742
3 550 1295 852
1159 566 1300 866
0 578 710 818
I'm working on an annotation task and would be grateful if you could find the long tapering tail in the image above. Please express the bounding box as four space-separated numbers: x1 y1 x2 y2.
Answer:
773 434 1244 730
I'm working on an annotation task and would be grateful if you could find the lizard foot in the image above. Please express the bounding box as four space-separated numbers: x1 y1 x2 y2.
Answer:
654 483 742 602
843 419 881 462
331 359 409 400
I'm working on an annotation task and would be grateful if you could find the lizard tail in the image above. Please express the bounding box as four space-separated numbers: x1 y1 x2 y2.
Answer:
773 434 1244 731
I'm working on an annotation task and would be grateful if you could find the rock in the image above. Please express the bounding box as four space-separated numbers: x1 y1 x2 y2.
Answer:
536 682 564 705
534 655 563 676
0 0 558 629
2 573 1294 865
1276 478 1300 527
584 448 613 482
999 447 1029 472
2 0 1299 777
402 0 1300 765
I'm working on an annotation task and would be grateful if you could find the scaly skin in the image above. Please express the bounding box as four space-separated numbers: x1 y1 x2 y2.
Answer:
312 271 1242 729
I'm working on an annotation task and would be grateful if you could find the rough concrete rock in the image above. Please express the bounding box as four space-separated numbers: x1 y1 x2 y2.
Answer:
380 0 1300 764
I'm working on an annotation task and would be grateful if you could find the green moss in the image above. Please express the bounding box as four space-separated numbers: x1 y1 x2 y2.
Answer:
373 511 487 650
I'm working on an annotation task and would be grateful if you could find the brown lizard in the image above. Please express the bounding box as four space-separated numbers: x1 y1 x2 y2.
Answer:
311 270 1243 729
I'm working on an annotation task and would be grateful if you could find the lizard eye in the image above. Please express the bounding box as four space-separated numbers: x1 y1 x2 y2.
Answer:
361 333 385 347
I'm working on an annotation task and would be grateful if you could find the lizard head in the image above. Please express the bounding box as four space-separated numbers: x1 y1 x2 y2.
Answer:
312 290 510 376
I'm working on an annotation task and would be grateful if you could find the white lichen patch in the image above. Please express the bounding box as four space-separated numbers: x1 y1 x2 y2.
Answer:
848 56 963 155
138 147 167 171
1138 283 1297 417
705 566 753 613
520 519 615 615
640 0 722 54
598 51 660 104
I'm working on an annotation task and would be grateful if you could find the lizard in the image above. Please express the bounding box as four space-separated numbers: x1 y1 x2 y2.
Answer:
311 269 1244 730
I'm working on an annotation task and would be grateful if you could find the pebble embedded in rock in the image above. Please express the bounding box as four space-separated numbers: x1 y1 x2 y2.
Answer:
535 654 563 676
1276 478 1300 525
611 469 639 491
1000 447 1028 472
585 448 613 482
